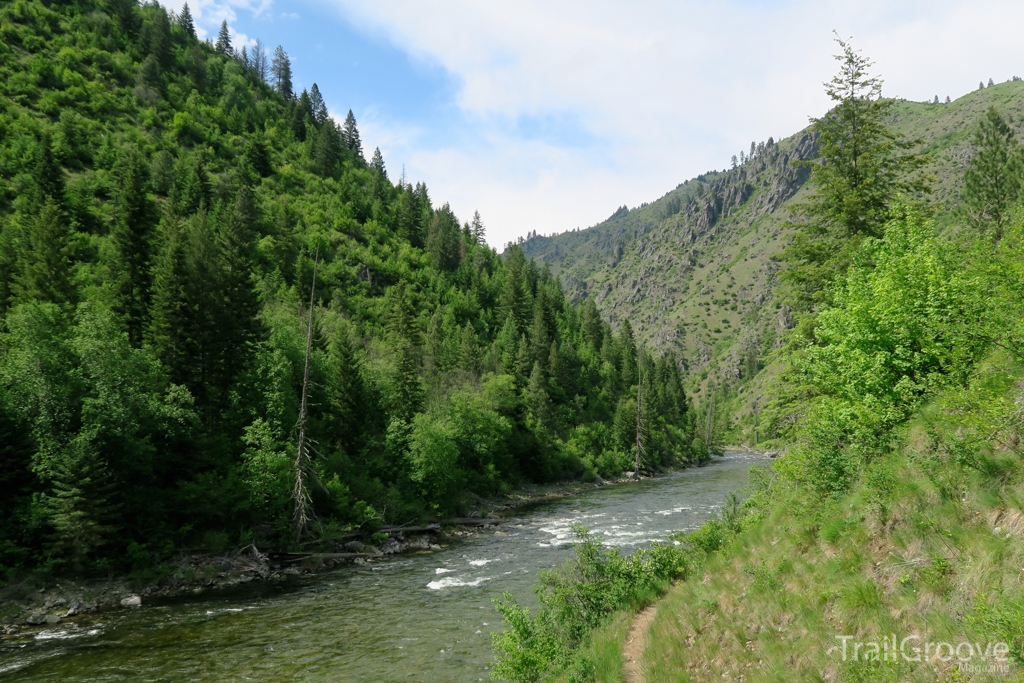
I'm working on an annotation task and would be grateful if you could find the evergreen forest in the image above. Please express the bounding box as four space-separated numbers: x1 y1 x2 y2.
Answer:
0 0 697 577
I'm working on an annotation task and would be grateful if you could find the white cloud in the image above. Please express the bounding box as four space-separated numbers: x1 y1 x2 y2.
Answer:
320 0 1024 246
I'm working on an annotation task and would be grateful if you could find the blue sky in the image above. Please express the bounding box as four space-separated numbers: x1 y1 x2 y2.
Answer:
168 0 1024 247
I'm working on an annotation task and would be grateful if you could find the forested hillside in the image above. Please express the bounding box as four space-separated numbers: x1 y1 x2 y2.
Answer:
491 41 1024 683
0 0 697 577
521 78 1024 439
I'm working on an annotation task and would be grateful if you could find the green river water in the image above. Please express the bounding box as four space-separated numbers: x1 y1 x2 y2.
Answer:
0 451 767 682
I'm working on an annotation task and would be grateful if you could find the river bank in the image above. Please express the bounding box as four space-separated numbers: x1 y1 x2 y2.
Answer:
0 453 766 682
0 463 706 640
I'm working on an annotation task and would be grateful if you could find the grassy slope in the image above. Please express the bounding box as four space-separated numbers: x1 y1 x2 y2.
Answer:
592 358 1024 683
522 82 1024 440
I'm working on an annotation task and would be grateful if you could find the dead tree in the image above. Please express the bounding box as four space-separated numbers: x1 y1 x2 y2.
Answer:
634 363 645 479
292 244 319 543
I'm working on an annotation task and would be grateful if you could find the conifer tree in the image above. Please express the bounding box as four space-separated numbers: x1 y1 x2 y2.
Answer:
342 110 362 158
327 323 364 452
471 210 485 245
371 147 386 177
171 153 210 216
309 84 328 126
581 297 604 348
178 2 196 38
110 146 156 346
781 35 926 308
13 198 76 307
964 107 1022 242
458 322 480 375
215 21 233 56
426 203 461 272
272 46 293 100
313 119 342 177
146 218 192 388
525 362 554 431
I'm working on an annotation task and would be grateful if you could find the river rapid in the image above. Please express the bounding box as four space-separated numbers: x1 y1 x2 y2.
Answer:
0 451 768 682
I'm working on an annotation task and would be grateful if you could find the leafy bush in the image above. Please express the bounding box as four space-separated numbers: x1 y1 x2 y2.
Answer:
491 525 689 682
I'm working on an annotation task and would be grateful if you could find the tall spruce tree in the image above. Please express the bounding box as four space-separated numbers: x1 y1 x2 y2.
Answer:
13 198 76 307
342 110 362 158
215 21 233 56
271 46 293 100
309 83 328 126
110 146 156 346
177 2 196 38
426 203 462 272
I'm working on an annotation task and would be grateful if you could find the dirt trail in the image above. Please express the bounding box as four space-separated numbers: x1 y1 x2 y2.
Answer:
623 603 657 683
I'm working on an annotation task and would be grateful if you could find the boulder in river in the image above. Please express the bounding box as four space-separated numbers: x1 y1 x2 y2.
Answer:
120 595 142 609
344 541 366 553
45 615 61 625
25 613 46 625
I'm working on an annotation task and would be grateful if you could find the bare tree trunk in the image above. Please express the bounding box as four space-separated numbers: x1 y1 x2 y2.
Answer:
634 363 645 479
292 244 319 544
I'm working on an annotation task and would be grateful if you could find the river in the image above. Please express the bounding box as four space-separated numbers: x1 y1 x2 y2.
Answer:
0 451 767 682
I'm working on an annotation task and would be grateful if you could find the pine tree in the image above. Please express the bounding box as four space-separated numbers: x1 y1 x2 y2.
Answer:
581 297 604 348
110 146 156 346
525 362 554 431
272 46 293 100
215 21 233 56
426 203 461 272
171 153 210 216
177 2 195 38
964 107 1022 242
313 119 342 177
309 84 328 126
988 78 995 87
945 95 951 104
13 198 75 307
471 210 485 245
342 110 362 158
216 184 264 389
371 147 386 177
458 322 480 375
146 218 193 389
326 323 364 452
781 35 926 309
33 133 65 206
44 439 116 572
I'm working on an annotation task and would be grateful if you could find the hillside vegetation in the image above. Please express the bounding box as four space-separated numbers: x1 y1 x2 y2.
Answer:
492 41 1024 683
521 79 1024 440
0 0 698 578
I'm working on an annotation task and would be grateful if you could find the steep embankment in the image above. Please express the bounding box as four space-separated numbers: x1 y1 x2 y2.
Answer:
522 82 1024 436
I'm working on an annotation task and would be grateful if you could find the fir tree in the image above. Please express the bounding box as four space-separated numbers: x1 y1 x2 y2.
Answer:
525 362 554 431
314 119 342 177
471 210 485 245
371 147 386 177
964 107 1022 241
110 146 156 346
13 198 76 307
215 21 233 56
342 110 362 158
781 35 926 308
309 83 328 126
426 203 461 272
177 2 196 38
171 153 210 216
272 46 293 100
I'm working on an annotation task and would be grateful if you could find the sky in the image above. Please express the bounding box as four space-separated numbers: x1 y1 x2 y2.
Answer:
166 0 1024 247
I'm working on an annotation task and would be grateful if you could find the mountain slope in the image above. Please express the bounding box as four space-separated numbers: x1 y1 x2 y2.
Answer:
521 82 1024 419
